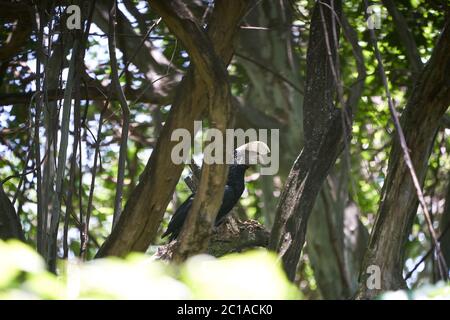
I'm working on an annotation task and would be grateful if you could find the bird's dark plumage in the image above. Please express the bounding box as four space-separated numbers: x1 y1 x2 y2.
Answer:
161 164 249 241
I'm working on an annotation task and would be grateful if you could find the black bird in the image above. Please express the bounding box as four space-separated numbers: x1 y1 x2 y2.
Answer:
162 141 270 241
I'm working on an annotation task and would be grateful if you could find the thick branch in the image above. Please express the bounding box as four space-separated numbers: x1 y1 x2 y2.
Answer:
0 85 171 106
148 0 233 262
154 218 269 260
357 19 450 299
95 0 251 258
269 0 346 281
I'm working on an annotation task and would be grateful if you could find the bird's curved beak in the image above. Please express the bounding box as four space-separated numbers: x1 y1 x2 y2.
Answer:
235 141 270 166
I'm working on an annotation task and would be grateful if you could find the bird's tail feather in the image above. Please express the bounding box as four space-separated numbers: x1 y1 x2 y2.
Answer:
161 230 170 238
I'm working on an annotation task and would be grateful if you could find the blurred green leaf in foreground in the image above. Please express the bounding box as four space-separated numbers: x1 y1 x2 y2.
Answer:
0 240 299 300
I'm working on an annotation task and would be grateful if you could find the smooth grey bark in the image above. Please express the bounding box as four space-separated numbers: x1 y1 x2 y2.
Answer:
39 20 74 259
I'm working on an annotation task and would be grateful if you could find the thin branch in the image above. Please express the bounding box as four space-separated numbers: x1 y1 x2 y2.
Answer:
0 85 170 106
63 0 96 257
321 187 352 295
61 194 101 250
118 17 162 80
34 8 44 254
63 49 83 259
1 137 50 185
77 0 97 257
235 52 304 94
405 221 450 280
11 92 37 205
109 0 130 229
40 5 62 260
47 39 79 272
240 25 270 30
81 100 109 260
381 0 423 75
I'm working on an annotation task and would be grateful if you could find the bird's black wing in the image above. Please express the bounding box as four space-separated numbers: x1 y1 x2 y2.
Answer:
215 185 239 226
163 174 244 240
161 194 194 241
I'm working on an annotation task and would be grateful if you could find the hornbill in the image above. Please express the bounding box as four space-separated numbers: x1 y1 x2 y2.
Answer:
162 141 270 241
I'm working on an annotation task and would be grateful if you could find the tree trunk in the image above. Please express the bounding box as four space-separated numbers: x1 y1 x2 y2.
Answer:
356 20 450 299
147 0 234 262
96 0 251 258
269 0 347 282
236 1 367 298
